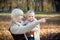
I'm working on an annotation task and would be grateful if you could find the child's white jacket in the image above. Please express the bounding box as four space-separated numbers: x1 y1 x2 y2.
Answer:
24 19 40 40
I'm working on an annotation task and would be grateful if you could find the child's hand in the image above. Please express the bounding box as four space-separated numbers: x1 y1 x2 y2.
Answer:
38 18 47 23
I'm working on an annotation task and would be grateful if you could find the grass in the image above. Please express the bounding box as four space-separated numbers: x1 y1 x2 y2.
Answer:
0 13 60 17
0 13 11 16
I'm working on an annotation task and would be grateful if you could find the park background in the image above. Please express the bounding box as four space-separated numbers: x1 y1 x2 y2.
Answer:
0 0 60 40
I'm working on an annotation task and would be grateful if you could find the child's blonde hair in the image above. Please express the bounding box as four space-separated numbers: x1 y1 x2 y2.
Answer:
27 10 35 15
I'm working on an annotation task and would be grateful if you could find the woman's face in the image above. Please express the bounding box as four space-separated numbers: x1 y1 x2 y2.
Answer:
27 14 35 22
17 14 24 22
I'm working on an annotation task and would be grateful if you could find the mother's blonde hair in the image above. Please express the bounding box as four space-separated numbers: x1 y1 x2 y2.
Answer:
11 8 24 25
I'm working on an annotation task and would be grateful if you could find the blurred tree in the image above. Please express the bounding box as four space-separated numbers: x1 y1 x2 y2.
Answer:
22 0 27 11
0 0 60 12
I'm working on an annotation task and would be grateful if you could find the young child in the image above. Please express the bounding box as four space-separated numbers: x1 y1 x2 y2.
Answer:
24 10 40 40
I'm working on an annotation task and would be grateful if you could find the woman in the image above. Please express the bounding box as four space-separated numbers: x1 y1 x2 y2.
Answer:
9 8 46 40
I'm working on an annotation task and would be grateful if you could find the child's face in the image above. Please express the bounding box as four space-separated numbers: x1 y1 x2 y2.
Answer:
27 14 35 22
17 14 24 22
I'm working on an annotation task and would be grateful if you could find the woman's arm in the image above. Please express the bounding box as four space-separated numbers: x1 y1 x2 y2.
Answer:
10 20 39 34
10 18 46 34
